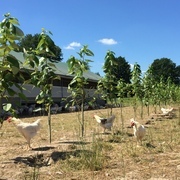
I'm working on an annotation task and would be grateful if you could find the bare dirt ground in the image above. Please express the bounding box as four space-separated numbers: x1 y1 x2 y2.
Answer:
0 106 180 180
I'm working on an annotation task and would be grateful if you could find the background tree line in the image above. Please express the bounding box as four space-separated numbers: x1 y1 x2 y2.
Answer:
17 34 180 86
17 33 63 62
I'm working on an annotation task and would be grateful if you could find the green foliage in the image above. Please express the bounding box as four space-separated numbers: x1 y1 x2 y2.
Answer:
175 65 180 84
2 103 12 111
103 50 117 72
114 56 131 84
67 45 94 137
150 58 179 84
0 13 24 56
131 63 142 97
18 33 63 62
131 63 143 117
24 28 60 143
0 103 12 127
24 29 60 108
98 52 131 114
0 13 26 112
98 50 119 114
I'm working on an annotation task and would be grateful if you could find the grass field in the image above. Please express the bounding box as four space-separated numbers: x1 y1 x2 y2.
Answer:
0 105 180 179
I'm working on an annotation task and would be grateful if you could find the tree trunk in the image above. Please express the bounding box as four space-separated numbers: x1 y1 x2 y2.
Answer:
81 96 85 137
48 105 52 143
147 104 150 116
133 100 137 118
140 101 143 119
0 97 2 128
120 105 124 133
178 106 180 126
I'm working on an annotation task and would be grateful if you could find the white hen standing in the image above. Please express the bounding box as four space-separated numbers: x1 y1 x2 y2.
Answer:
130 118 146 146
94 114 115 133
7 117 41 150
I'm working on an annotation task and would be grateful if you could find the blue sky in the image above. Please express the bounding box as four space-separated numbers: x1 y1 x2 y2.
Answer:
1 0 180 76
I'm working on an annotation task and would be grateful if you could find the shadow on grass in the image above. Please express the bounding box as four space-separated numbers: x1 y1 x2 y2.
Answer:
32 146 55 151
58 140 90 145
105 131 133 143
12 149 93 167
12 154 49 167
51 149 91 162
95 132 112 135
145 142 156 148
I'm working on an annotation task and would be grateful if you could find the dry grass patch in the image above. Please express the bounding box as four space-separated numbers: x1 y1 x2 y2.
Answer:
0 106 179 179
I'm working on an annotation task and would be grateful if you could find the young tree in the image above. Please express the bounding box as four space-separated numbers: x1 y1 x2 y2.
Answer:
142 67 154 115
97 50 118 115
174 86 180 125
24 28 60 143
117 78 127 132
67 45 94 137
131 63 143 118
0 13 26 125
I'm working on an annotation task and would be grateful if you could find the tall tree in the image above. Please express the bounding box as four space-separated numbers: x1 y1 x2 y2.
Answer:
18 33 63 62
114 56 131 84
150 58 179 84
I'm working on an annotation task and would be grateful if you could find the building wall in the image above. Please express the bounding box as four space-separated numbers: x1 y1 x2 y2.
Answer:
8 83 98 105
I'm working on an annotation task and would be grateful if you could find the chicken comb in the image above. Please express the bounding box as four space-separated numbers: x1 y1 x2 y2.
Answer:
6 116 12 122
130 121 135 127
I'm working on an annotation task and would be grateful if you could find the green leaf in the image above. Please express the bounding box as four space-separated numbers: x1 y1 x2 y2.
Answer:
14 26 24 36
6 55 20 68
0 37 5 43
36 99 45 104
3 103 12 111
48 30 53 36
0 66 10 71
9 18 20 25
0 49 10 56
4 13 11 18
11 66 19 75
7 88 16 96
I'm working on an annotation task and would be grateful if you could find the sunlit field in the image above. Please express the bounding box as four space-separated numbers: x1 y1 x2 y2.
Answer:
0 104 180 180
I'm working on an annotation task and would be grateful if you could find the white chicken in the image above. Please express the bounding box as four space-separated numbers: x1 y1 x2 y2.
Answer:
7 117 41 150
161 107 174 115
93 114 115 133
130 118 146 146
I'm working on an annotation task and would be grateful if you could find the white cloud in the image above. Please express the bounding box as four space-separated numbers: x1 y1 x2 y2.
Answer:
69 42 81 47
64 45 75 50
64 41 81 50
98 38 117 45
